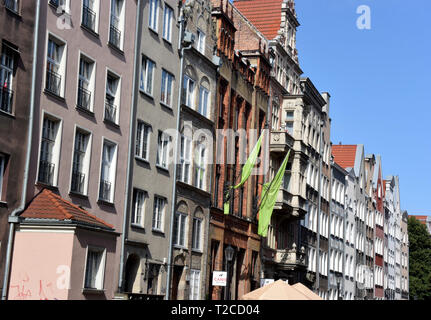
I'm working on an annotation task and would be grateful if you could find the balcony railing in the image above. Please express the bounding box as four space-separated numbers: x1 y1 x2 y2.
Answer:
71 171 85 194
99 180 112 202
45 69 61 96
82 5 96 31
4 0 18 12
38 160 55 185
270 131 294 154
105 100 117 123
109 23 121 49
0 86 13 113
77 86 91 111
274 245 306 269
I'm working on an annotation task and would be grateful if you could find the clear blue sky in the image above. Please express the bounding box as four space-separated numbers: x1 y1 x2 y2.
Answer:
293 0 431 215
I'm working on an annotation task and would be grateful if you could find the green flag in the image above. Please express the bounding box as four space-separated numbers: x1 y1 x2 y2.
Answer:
258 149 291 237
233 132 264 190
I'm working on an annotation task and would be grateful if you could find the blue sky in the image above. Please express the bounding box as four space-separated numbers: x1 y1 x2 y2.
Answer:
293 0 431 215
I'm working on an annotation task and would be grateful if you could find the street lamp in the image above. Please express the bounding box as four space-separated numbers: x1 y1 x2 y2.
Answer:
224 246 235 300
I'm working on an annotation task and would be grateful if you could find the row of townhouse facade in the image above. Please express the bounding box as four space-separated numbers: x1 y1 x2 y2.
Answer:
0 0 409 300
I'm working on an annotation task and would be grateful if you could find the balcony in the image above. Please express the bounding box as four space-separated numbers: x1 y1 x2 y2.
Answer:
99 180 112 202
270 131 294 154
45 70 61 96
104 101 117 123
82 5 96 31
0 86 13 114
77 86 91 111
38 160 55 186
71 171 85 195
274 245 306 271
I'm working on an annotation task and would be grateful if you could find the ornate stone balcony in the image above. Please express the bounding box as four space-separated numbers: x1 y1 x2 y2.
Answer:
270 131 294 154
274 244 307 271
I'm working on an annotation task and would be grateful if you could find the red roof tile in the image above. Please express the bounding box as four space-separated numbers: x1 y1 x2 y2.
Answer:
234 0 283 40
332 145 357 170
20 189 114 230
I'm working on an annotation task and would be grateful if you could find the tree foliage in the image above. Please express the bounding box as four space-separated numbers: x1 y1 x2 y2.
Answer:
408 217 431 300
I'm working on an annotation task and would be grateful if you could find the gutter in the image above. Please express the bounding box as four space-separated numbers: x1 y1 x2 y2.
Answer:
315 119 323 292
1 0 41 300
117 0 142 293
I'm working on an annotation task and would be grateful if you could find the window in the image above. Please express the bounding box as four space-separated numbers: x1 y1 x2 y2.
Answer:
156 131 170 169
192 217 202 251
38 115 61 186
109 0 125 49
197 29 206 54
179 135 191 184
99 140 117 203
285 111 294 135
105 72 120 124
189 269 200 300
272 102 280 130
162 4 173 42
140 56 155 96
148 0 159 31
152 196 165 232
160 69 173 107
49 0 68 11
198 86 209 117
5 0 19 13
135 121 151 161
194 143 206 190
183 75 195 108
82 0 99 32
84 247 106 290
0 46 15 114
0 154 5 200
46 36 66 97
77 55 95 111
71 129 91 195
173 212 187 247
132 189 147 227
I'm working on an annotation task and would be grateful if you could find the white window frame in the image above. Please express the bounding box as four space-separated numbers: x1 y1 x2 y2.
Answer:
194 143 206 190
156 131 170 169
105 69 121 124
173 211 187 248
70 126 92 196
0 46 15 114
109 0 125 50
99 139 118 203
132 189 147 227
140 56 155 96
81 0 100 33
83 246 106 290
189 269 201 300
135 121 151 161
148 0 159 32
77 52 96 112
183 75 195 108
197 29 206 54
152 196 166 232
179 135 191 184
192 217 202 251
160 69 174 107
45 33 67 97
198 86 209 117
162 4 173 42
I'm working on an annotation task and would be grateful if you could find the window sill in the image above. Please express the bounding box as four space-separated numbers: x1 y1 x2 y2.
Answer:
139 89 154 100
104 119 120 129
97 199 115 207
69 191 89 200
148 27 159 36
160 101 173 111
82 288 105 295
76 106 95 117
162 37 172 46
0 109 15 119
35 182 59 192
192 249 203 255
131 223 145 230
0 201 8 208
44 89 65 103
135 156 150 165
152 229 165 236
155 165 169 173
174 245 187 251
81 24 99 38
107 42 124 55
5 7 22 19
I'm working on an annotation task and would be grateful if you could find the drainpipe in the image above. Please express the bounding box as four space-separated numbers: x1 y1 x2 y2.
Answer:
315 119 323 293
117 0 142 293
165 7 193 300
1 0 41 301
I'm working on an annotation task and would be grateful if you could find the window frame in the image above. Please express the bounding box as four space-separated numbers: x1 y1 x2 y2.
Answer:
132 188 148 228
156 131 170 170
198 85 209 117
148 0 159 32
83 246 106 291
70 126 92 196
135 121 151 161
183 75 195 109
173 211 187 248
194 143 206 190
45 33 67 97
160 69 174 107
152 196 166 232
162 3 173 42
140 56 155 97
98 139 118 203
0 154 5 200
179 134 191 184
192 217 202 252
189 269 201 300
105 69 121 125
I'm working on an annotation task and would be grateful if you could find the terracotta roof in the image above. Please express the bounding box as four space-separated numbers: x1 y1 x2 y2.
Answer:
332 145 357 170
410 215 428 224
234 0 283 40
20 189 114 230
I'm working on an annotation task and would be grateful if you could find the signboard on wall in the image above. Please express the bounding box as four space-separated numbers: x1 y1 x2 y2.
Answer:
212 271 227 287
